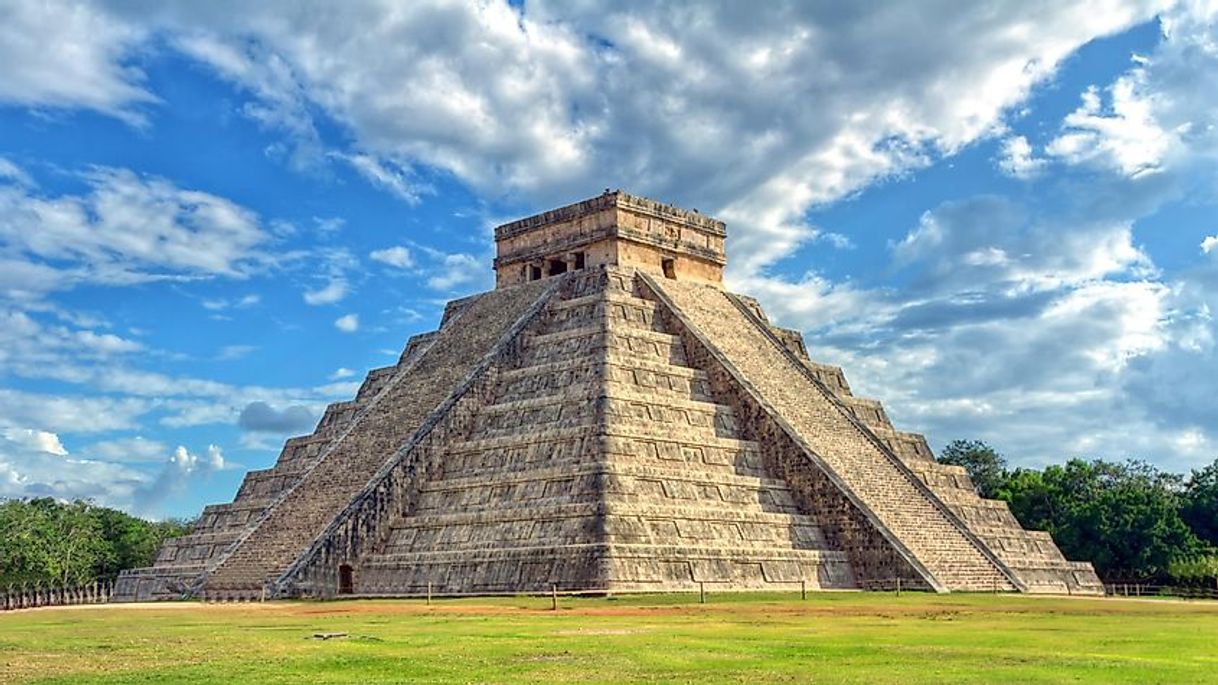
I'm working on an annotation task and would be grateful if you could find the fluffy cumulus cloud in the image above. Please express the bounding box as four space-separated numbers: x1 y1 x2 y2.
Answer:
0 424 229 515
0 0 155 123
0 162 274 301
425 252 486 292
0 428 148 506
791 197 1185 467
337 154 429 204
131 444 228 513
369 246 415 269
333 313 359 332
1040 2 1218 184
301 248 357 305
997 136 1048 179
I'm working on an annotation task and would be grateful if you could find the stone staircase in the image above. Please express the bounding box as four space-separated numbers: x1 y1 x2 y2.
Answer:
187 279 554 600
112 357 413 600
352 267 852 594
646 275 1020 592
765 316 1102 594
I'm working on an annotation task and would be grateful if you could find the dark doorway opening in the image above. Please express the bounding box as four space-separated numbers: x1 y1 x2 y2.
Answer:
530 265 543 281
662 258 676 279
338 564 354 595
574 251 586 270
548 259 568 276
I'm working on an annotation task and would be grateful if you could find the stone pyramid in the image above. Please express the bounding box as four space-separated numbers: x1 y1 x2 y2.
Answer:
114 192 1102 601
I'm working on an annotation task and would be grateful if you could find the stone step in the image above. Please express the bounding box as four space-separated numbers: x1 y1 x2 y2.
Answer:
493 358 715 404
390 499 821 533
438 427 765 480
838 396 893 432
519 324 689 367
349 545 855 595
421 461 792 495
868 427 937 463
469 389 738 442
539 291 665 335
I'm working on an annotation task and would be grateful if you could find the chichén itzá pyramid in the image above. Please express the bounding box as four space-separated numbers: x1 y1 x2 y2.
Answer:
114 191 1103 601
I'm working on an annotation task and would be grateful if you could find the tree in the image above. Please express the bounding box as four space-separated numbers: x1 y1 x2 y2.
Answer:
0 498 107 586
997 459 1204 581
0 498 193 586
1182 459 1218 548
938 439 1007 499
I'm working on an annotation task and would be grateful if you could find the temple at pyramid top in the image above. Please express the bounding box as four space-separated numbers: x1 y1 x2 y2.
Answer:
494 190 727 287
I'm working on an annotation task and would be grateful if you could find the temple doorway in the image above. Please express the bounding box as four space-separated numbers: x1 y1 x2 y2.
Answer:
338 564 354 595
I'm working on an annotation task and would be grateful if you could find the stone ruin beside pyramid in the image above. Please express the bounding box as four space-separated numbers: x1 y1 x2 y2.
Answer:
114 191 1103 601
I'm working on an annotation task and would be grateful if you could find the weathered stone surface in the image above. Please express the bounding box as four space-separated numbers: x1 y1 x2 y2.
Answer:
114 192 1100 602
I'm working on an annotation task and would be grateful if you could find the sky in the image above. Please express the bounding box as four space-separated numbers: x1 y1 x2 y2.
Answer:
1 0 1216 520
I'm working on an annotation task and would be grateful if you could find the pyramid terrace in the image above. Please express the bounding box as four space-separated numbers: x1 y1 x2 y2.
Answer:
115 192 1102 601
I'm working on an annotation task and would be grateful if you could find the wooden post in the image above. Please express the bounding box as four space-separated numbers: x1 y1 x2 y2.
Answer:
895 577 902 597
551 585 558 611
699 581 705 604
800 580 807 601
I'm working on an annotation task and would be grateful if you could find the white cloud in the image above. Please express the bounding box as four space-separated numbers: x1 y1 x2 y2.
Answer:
0 157 34 187
131 444 229 513
426 252 485 291
202 293 261 311
83 436 167 463
2 428 68 456
997 136 1048 179
1045 3 1218 183
338 153 429 203
0 389 150 434
0 0 155 124
0 429 149 507
0 429 229 515
1045 79 1172 177
303 279 349 305
0 163 274 301
334 313 359 332
172 32 324 170
1203 235 1218 254
369 245 415 269
893 196 1152 292
216 344 257 361
301 247 357 305
329 367 356 380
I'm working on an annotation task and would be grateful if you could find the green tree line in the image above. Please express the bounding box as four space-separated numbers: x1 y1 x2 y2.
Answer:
939 440 1218 584
0 498 192 587
4 444 1217 588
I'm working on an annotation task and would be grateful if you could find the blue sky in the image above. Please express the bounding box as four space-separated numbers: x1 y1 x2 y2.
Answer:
1 1 1216 519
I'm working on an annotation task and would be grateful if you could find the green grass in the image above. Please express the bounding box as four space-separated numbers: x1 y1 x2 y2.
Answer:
2 592 1216 683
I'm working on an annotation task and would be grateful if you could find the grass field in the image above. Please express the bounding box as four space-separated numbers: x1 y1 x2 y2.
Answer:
2 592 1216 683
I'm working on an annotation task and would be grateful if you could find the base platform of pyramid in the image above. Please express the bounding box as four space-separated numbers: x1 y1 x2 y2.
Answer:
114 192 1101 601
